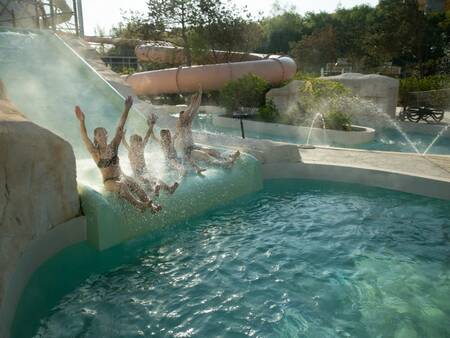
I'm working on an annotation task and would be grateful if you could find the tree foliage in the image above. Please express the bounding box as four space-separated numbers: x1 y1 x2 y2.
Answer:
147 0 198 65
258 10 303 53
219 74 270 113
193 0 261 62
110 0 450 78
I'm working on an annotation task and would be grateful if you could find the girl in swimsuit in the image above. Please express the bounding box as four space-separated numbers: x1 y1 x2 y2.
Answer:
149 123 206 177
174 87 240 167
122 113 178 196
74 96 161 212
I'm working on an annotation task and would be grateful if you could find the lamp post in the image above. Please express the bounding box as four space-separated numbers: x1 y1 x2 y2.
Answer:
232 110 249 139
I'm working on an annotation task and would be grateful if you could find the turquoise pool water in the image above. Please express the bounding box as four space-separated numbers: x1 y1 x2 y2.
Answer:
193 115 450 155
15 180 450 337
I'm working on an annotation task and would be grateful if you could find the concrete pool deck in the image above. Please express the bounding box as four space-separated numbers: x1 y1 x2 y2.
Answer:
262 145 450 200
299 146 450 181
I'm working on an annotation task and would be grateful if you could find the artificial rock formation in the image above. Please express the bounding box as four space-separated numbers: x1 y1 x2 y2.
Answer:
266 75 399 130
0 81 80 324
323 73 399 117
265 80 304 114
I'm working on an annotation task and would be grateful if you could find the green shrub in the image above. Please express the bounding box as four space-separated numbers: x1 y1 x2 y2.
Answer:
117 66 136 75
219 74 270 113
293 72 321 81
282 77 353 129
258 100 279 122
324 109 352 131
301 78 351 98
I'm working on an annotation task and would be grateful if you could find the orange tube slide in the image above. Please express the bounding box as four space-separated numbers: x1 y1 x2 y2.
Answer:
135 44 269 64
124 56 297 95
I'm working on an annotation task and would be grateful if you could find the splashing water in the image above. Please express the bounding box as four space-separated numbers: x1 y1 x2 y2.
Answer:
377 112 421 154
311 95 423 154
306 112 327 145
422 124 450 155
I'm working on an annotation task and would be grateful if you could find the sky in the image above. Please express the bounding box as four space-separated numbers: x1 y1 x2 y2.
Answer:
82 0 380 36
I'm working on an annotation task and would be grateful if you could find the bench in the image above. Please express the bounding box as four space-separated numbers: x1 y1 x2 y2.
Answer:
400 89 449 123
399 106 444 123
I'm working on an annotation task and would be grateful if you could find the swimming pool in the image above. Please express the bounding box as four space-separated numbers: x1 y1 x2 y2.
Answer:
14 179 450 337
192 114 450 155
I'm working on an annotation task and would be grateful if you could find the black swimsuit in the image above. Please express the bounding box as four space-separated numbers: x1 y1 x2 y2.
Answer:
97 149 121 183
97 155 119 168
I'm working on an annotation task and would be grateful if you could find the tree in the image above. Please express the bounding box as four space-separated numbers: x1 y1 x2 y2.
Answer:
143 0 259 65
368 0 427 75
290 25 337 73
332 5 376 67
112 10 164 41
258 9 303 53
193 0 261 62
146 0 199 65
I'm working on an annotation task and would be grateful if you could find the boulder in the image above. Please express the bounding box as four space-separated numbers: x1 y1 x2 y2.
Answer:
0 82 80 328
266 80 303 114
323 73 399 117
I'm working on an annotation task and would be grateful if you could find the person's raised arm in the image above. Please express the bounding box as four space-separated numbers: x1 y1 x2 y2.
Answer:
143 113 157 146
122 130 131 151
112 96 133 146
150 125 160 144
75 106 97 158
188 87 202 123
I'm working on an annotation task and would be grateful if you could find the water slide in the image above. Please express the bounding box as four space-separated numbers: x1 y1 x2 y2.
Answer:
134 42 273 64
84 36 276 63
0 28 262 251
125 56 297 96
85 36 297 96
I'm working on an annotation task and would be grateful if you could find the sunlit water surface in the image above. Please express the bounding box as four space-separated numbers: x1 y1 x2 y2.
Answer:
31 180 450 338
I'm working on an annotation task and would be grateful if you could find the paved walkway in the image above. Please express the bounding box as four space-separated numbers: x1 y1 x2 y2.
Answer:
300 146 450 181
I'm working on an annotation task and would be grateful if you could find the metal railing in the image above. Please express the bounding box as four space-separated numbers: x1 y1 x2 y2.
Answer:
100 55 139 73
0 0 83 35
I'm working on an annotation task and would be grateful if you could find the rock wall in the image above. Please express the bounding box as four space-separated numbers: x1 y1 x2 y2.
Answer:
323 73 399 117
266 75 399 125
0 81 80 332
265 80 303 114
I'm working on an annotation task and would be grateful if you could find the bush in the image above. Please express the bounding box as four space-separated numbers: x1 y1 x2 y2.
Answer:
117 66 136 75
258 100 279 122
281 77 353 129
324 109 352 131
301 78 351 98
219 74 270 113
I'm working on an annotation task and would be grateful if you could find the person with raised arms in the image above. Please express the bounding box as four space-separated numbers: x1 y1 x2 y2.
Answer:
74 96 161 212
148 121 206 177
122 113 178 196
174 87 240 167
